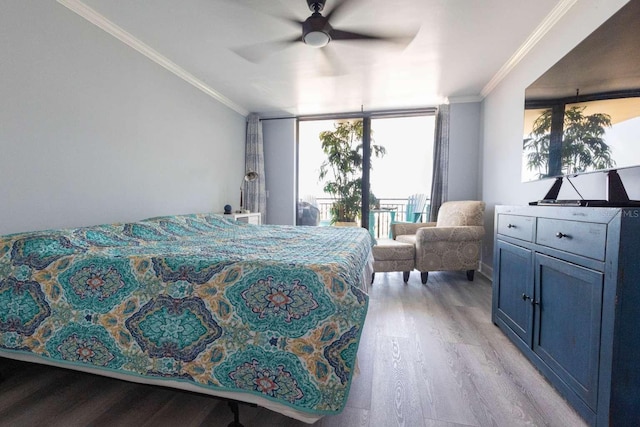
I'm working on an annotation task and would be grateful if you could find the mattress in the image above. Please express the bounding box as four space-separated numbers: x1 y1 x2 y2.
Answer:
0 213 373 423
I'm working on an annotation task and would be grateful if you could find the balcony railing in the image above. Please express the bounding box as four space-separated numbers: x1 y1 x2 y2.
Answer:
313 197 430 239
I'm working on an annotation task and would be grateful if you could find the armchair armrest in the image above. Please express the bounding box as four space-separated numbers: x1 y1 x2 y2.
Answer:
392 222 436 239
415 226 485 244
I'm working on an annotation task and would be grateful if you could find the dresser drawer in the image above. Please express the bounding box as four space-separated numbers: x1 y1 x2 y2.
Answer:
536 218 607 260
497 214 535 242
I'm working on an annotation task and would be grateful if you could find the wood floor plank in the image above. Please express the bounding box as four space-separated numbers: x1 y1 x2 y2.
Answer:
0 364 69 415
454 342 548 426
371 276 412 339
404 289 481 425
48 377 138 427
0 370 88 425
88 385 176 427
316 406 369 427
370 335 426 427
472 320 586 426
0 271 588 427
140 391 217 427
196 399 239 427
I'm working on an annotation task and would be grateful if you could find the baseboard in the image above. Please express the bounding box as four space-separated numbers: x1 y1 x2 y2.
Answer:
479 261 493 281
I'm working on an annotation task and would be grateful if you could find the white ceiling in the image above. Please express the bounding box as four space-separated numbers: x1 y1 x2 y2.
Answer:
66 0 568 117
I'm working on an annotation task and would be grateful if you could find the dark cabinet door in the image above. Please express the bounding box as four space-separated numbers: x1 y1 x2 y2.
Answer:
534 253 603 411
494 240 534 346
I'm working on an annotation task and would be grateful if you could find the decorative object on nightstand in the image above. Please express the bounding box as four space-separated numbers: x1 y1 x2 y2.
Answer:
224 204 232 214
239 171 259 213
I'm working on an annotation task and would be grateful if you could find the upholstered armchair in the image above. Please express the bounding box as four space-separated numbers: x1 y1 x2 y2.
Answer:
392 200 486 284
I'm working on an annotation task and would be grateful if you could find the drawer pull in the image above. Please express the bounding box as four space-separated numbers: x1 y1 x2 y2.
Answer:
507 224 516 229
555 232 570 239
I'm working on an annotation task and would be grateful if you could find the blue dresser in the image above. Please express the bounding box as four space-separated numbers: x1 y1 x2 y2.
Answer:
493 205 640 426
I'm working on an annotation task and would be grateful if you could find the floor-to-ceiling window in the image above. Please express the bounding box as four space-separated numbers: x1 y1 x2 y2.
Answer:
369 115 435 237
297 111 435 238
297 119 355 226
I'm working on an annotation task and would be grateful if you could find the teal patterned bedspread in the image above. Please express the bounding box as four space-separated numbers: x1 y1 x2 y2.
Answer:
0 214 372 417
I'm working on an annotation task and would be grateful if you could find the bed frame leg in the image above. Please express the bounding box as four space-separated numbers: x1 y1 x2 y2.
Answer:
227 400 244 427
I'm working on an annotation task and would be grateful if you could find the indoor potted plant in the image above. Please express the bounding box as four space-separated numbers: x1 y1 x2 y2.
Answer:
318 120 385 225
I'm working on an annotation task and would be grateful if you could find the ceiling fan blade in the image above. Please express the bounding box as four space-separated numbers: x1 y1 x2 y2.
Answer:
265 11 304 28
318 46 347 76
330 28 418 46
330 29 387 42
232 35 301 63
325 0 358 23
222 0 304 27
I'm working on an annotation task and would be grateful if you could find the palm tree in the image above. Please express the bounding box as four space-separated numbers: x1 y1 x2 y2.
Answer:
523 109 553 178
524 105 614 178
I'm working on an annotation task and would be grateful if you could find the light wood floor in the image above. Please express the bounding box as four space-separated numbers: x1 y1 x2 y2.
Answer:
0 271 586 427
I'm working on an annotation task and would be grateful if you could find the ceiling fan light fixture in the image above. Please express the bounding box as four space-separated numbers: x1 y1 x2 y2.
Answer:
304 30 330 47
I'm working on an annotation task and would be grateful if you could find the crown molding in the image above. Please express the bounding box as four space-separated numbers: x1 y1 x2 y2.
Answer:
447 95 483 104
57 0 250 117
480 0 578 98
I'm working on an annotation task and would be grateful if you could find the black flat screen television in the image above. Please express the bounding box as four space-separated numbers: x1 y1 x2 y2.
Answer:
522 0 640 205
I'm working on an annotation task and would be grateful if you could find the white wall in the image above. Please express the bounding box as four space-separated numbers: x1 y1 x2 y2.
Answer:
480 0 635 274
0 1 245 235
449 102 482 201
263 118 297 225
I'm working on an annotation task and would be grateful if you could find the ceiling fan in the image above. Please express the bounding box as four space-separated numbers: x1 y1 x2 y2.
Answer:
232 0 417 64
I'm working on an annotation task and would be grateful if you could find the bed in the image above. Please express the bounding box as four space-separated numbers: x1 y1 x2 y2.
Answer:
0 213 373 423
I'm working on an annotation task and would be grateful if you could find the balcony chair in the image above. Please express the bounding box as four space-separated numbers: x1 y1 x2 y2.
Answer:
405 193 428 222
386 193 427 238
391 200 485 284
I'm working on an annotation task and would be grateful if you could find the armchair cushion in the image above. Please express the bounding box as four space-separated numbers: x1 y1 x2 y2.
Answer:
391 222 435 239
416 226 485 243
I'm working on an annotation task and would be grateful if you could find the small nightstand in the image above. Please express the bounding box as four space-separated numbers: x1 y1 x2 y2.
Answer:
223 212 261 225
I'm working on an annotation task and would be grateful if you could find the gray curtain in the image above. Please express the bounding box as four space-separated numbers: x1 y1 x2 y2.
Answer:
429 104 450 222
244 113 267 222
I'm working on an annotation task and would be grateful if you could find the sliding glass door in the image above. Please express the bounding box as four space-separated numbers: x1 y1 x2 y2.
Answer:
369 115 435 237
298 119 365 226
297 112 435 237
